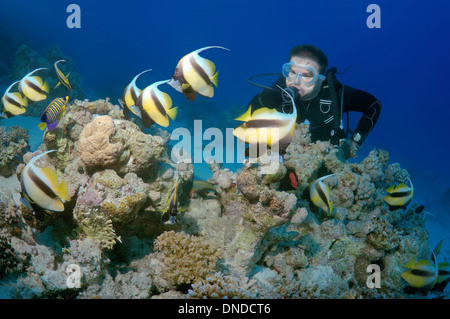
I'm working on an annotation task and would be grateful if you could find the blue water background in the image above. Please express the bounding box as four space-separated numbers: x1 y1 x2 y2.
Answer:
1 1 449 256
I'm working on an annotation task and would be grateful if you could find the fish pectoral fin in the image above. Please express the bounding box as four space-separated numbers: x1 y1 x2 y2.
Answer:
56 180 71 202
167 106 178 121
55 81 62 89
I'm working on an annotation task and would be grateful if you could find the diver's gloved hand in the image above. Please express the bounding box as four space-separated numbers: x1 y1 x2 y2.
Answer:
339 138 359 159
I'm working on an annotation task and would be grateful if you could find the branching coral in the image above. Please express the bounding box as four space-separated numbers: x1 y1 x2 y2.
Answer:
154 231 220 287
187 272 257 299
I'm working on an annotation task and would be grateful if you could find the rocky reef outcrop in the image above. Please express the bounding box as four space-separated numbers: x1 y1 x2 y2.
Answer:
0 99 446 299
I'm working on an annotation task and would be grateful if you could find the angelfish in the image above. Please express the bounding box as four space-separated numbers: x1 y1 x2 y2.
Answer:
18 68 49 102
233 86 297 156
309 173 341 214
1 81 28 118
54 60 73 90
20 150 71 212
118 69 152 118
384 177 414 211
168 46 230 101
136 80 177 127
38 96 69 131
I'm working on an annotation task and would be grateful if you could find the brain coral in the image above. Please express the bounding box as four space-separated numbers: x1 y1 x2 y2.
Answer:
78 115 124 168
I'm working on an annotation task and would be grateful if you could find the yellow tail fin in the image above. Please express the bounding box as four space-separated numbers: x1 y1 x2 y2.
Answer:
167 106 178 121
42 81 49 93
212 71 219 87
38 122 47 130
56 180 71 202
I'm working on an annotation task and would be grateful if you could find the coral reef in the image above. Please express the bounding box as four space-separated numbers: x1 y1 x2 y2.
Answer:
0 126 30 177
0 95 445 299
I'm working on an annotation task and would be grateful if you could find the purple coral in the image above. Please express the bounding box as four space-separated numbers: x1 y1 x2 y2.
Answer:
78 190 104 207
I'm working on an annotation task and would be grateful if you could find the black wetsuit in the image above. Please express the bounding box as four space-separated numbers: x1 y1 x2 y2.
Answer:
247 71 381 146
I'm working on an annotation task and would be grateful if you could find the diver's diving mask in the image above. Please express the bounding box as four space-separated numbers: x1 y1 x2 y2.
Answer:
282 62 326 86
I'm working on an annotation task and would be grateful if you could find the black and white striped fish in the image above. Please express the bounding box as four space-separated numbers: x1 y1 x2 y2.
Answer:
20 150 71 212
54 60 73 90
0 81 28 118
309 173 341 214
18 68 49 102
384 178 414 211
233 87 297 156
168 46 229 101
118 69 152 118
136 80 177 127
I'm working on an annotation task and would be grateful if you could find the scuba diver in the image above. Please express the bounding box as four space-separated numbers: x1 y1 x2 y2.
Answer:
247 44 382 158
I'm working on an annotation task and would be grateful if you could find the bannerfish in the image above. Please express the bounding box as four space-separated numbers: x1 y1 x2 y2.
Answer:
54 60 72 90
1 81 28 118
309 173 341 214
118 69 152 118
384 177 414 211
18 68 49 102
401 237 450 290
233 87 297 156
436 262 450 287
168 46 230 101
38 96 69 131
401 256 438 289
136 79 177 127
20 150 71 212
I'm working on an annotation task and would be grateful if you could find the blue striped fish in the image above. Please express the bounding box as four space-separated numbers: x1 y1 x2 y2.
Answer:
38 96 69 131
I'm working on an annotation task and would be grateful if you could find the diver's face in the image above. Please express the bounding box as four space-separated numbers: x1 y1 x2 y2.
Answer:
285 56 323 101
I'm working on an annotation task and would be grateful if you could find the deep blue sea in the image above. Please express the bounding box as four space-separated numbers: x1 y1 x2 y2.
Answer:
1 1 449 258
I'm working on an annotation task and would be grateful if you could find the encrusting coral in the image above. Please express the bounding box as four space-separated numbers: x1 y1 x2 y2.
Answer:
0 126 30 177
153 231 221 287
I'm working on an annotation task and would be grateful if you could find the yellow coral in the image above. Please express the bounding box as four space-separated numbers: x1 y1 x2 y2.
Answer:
154 231 220 286
77 208 122 250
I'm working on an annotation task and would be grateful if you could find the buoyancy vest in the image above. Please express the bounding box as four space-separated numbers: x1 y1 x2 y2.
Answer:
298 67 346 145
